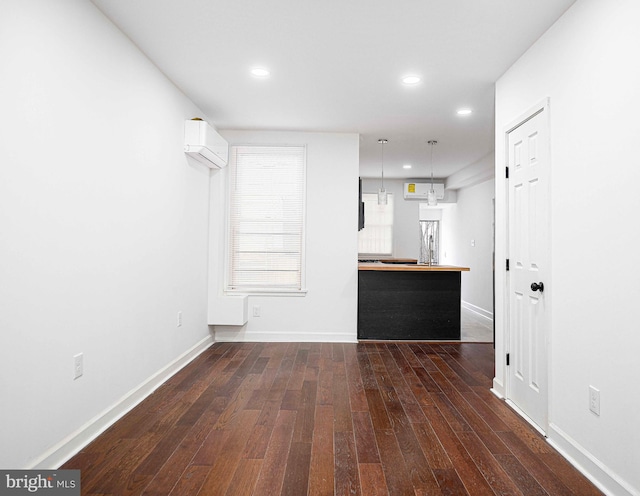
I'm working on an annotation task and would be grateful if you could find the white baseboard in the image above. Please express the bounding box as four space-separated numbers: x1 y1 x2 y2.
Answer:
491 381 505 399
462 300 493 321
490 387 637 495
32 334 214 470
547 423 637 496
213 327 357 343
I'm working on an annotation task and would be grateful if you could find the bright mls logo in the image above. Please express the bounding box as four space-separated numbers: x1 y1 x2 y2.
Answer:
0 470 80 495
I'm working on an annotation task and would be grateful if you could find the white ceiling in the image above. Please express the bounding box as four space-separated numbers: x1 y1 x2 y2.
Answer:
91 0 576 182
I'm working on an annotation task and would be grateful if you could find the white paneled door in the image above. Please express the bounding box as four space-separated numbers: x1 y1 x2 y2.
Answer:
507 104 550 433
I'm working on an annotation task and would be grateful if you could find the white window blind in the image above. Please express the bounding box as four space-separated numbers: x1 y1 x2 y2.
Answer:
228 145 306 291
358 193 394 255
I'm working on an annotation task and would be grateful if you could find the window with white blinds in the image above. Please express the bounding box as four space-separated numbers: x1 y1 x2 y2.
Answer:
358 193 394 256
228 145 306 291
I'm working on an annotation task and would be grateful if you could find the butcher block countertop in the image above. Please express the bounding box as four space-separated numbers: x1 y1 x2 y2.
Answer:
358 262 470 272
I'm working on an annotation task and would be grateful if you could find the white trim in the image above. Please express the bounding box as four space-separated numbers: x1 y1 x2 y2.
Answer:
548 423 638 496
213 328 357 343
358 192 394 257
490 384 634 496
505 399 547 437
504 100 548 134
31 334 214 469
226 288 308 297
491 384 505 399
225 144 307 292
461 300 493 321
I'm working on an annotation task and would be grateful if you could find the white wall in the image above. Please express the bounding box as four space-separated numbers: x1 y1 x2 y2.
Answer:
494 1 640 494
441 179 494 317
211 131 359 342
0 0 212 469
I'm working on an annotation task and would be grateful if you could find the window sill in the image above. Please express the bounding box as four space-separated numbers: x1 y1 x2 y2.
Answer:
225 288 308 297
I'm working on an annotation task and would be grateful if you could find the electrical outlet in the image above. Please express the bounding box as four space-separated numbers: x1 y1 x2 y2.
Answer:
73 353 83 380
177 311 182 327
589 385 600 416
252 305 261 317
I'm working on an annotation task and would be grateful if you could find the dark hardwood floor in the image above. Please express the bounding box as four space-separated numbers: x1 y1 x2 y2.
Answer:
62 342 603 495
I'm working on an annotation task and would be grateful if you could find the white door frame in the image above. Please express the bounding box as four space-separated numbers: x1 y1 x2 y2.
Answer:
503 98 552 435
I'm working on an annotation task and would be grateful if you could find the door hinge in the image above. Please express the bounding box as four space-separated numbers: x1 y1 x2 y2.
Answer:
506 259 510 271
506 166 509 179
506 353 510 366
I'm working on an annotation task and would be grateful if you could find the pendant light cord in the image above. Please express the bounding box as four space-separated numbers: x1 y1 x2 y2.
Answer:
427 140 437 188
430 143 434 188
381 140 385 189
378 139 388 190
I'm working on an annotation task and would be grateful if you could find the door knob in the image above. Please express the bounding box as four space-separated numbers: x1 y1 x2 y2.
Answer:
531 282 544 292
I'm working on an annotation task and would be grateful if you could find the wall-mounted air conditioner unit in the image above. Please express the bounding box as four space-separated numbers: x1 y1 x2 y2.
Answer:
184 119 228 168
403 182 445 200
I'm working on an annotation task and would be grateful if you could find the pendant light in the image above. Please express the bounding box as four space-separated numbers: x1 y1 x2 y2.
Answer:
377 139 388 205
427 140 438 206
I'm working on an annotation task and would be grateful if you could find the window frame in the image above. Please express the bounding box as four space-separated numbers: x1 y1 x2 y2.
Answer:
358 192 394 257
225 143 307 296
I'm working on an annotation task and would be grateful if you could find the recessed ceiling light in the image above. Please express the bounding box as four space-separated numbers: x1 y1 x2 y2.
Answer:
401 75 421 85
403 164 412 169
457 108 473 116
251 67 270 78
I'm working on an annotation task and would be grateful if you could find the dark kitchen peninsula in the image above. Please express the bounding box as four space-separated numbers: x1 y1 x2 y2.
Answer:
358 262 470 340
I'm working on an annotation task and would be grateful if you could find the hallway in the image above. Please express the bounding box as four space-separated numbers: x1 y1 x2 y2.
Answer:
460 307 493 343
